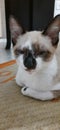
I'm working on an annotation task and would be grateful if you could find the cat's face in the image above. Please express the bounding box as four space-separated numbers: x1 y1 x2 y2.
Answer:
9 15 60 72
13 31 56 72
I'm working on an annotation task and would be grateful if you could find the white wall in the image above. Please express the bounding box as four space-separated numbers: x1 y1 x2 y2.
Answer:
0 6 2 37
0 0 6 38
54 0 60 16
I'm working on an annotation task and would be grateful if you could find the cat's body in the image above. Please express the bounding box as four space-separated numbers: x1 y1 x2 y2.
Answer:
10 15 60 100
16 45 57 92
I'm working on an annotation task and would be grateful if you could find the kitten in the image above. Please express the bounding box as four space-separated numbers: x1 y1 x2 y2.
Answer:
9 15 60 100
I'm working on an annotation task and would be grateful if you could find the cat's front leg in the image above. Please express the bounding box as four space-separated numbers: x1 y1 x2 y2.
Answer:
21 87 54 101
16 76 24 87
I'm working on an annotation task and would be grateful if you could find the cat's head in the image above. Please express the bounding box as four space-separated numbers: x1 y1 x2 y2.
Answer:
9 15 60 72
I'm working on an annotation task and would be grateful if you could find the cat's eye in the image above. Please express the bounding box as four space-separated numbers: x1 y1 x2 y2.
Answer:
40 50 51 60
40 50 47 56
14 49 24 56
34 51 40 57
34 50 48 57
20 50 24 54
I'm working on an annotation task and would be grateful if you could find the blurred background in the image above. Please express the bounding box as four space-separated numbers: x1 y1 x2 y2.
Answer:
0 0 60 63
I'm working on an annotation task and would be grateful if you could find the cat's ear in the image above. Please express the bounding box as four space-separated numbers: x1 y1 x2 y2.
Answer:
9 16 25 45
42 15 60 47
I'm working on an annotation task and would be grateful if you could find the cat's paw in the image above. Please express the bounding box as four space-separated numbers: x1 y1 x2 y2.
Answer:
21 87 28 95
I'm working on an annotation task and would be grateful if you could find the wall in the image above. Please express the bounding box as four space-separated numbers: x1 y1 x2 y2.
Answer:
0 0 6 38
54 0 60 16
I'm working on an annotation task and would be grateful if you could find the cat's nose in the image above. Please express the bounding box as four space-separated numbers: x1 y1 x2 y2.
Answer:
24 52 36 70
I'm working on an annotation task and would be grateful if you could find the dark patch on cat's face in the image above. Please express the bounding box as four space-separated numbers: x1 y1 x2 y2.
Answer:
14 42 52 64
14 47 30 57
32 43 52 61
32 43 40 57
23 50 36 70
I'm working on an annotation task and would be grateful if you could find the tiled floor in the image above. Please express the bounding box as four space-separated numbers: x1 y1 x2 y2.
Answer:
0 48 15 64
0 39 15 64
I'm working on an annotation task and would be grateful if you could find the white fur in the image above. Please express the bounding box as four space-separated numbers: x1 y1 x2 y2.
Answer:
10 16 60 100
16 55 57 92
16 31 55 53
21 87 54 101
15 31 60 100
16 54 59 100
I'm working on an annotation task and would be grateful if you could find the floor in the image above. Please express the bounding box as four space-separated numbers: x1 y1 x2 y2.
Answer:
0 39 15 64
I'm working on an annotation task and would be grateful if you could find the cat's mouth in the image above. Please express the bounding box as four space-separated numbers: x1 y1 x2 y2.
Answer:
25 68 34 73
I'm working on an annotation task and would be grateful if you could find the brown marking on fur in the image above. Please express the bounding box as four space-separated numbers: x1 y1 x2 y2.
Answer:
32 43 40 57
22 48 29 55
14 48 22 56
14 47 30 57
32 43 52 61
42 51 52 61
52 98 60 102
53 90 60 98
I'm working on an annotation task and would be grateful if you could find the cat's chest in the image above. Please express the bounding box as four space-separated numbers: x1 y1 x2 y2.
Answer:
20 69 52 91
16 55 57 91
